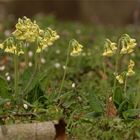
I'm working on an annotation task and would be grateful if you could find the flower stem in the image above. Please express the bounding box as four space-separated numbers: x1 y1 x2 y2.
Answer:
113 39 121 99
14 54 19 98
24 42 28 67
124 75 128 97
113 54 119 90
59 43 71 94
22 44 38 97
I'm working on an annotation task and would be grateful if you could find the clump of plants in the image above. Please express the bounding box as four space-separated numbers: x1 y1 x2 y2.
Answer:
0 17 60 104
0 16 84 124
102 34 140 119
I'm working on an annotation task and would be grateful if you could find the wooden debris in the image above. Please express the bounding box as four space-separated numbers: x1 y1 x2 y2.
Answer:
55 118 67 140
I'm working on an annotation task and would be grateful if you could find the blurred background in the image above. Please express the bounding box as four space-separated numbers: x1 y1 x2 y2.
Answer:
0 0 140 25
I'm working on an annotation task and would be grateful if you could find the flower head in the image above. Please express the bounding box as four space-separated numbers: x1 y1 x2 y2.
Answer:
36 28 59 53
2 37 24 56
70 39 83 56
116 74 124 84
120 34 137 54
102 39 117 57
12 16 40 42
0 44 4 49
126 59 135 76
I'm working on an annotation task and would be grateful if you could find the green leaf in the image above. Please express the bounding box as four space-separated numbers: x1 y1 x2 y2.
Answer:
0 98 10 106
88 91 103 113
135 130 140 138
113 87 123 106
21 67 53 95
26 84 45 103
118 99 128 113
123 109 140 119
0 76 10 99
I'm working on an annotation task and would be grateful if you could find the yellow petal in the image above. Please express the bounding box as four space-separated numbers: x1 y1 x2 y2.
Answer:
0 44 4 49
126 69 135 76
116 75 124 84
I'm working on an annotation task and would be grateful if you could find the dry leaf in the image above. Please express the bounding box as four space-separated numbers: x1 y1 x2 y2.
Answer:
105 97 117 118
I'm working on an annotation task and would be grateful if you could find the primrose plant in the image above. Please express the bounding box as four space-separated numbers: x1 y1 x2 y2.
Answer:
102 34 138 119
0 16 83 105
59 39 84 94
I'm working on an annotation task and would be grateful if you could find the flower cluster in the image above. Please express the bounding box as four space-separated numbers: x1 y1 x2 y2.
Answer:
102 39 117 57
0 16 59 55
120 34 137 54
102 34 137 85
126 59 135 76
0 37 24 55
12 16 40 42
115 60 135 84
116 74 124 84
70 39 83 56
36 28 59 53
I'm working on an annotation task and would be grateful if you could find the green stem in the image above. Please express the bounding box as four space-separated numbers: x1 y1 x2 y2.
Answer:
14 54 19 98
22 43 38 97
34 51 38 71
113 54 119 90
124 75 128 97
59 43 71 94
113 39 121 99
24 42 28 67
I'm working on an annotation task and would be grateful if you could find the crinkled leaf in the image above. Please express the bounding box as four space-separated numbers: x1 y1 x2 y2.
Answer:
113 87 123 106
88 91 103 113
22 67 52 94
0 76 10 99
123 109 140 119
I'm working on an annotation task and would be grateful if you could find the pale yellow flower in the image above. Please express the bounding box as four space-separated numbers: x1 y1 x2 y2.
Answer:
4 45 24 56
126 59 135 76
70 40 83 56
36 28 59 53
0 44 4 49
2 37 24 56
116 74 124 84
102 47 114 57
12 16 40 42
127 69 135 76
109 43 117 52
120 35 137 54
128 38 137 49
129 59 135 67
102 39 117 57
120 46 128 54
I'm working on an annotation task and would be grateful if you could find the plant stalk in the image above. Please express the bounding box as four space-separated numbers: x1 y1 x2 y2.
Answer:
59 43 71 94
14 54 19 98
124 75 128 97
113 38 121 99
24 42 28 67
